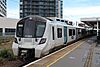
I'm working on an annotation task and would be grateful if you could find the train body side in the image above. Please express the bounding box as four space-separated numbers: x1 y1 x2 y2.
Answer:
12 15 91 60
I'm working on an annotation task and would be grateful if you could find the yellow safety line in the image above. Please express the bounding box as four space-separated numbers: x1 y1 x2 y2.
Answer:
84 43 95 67
47 41 85 67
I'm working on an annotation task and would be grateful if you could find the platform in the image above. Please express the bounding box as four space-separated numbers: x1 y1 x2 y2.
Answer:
91 45 100 67
24 36 99 67
50 37 96 67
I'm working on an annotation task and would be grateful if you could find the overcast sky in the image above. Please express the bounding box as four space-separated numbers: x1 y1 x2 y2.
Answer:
7 0 100 21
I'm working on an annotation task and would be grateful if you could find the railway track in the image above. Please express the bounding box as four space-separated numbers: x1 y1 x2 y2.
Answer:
23 39 86 67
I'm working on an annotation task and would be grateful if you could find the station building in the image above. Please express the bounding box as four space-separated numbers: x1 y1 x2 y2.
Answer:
0 0 6 17
20 0 63 18
0 17 19 36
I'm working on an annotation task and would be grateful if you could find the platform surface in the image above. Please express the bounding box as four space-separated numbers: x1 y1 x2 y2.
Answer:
24 36 99 67
51 38 94 67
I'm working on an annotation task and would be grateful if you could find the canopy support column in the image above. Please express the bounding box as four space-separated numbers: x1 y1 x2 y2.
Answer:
97 20 99 37
97 18 100 43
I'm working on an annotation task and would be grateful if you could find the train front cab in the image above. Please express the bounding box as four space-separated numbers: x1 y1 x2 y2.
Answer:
12 16 49 60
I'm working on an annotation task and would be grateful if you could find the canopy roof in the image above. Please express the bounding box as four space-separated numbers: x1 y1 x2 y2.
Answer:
81 17 100 28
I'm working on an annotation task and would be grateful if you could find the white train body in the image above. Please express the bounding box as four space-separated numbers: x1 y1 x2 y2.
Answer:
12 15 89 59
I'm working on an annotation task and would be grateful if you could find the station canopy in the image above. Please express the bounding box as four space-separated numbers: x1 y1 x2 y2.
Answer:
80 17 100 28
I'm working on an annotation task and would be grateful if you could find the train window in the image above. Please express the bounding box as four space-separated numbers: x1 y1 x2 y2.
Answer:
61 20 64 22
78 29 81 34
82 29 86 35
69 29 72 36
57 28 62 38
73 29 75 35
65 21 68 24
36 23 46 37
52 26 55 40
56 19 60 21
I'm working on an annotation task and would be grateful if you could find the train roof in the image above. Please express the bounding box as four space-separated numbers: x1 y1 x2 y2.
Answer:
48 20 76 28
25 15 46 19
22 15 86 29
17 15 49 24
47 17 75 27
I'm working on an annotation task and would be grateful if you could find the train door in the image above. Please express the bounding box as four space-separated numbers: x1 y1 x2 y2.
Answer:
50 25 56 49
67 27 76 42
73 28 76 40
55 25 64 47
64 26 67 44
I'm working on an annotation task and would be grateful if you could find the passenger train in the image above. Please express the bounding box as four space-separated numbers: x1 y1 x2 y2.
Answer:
12 15 92 61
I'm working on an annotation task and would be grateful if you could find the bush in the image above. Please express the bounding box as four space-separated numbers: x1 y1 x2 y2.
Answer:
0 57 3 62
0 49 16 61
0 37 13 44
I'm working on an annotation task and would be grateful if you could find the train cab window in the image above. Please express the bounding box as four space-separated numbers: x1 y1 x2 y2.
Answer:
36 23 46 37
16 17 46 38
52 26 55 40
24 20 35 37
73 29 75 35
69 29 72 36
57 28 62 38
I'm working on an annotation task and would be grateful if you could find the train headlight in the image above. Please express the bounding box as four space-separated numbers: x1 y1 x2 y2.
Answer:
39 38 46 44
15 38 18 43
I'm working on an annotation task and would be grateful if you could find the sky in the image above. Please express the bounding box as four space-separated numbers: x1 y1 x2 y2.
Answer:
7 0 100 21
